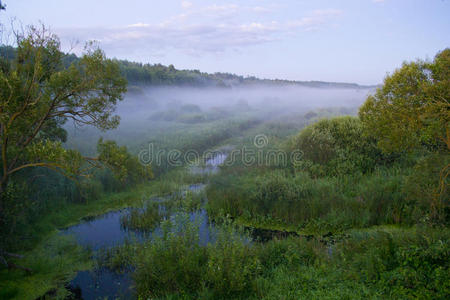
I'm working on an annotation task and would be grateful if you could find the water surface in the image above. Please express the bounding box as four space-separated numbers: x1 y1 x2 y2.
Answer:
64 153 227 299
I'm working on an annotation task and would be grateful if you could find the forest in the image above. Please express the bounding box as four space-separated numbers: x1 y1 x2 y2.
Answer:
1 44 373 89
0 15 449 300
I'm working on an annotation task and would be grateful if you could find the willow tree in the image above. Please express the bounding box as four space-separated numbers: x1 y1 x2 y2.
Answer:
359 49 449 153
359 48 449 221
0 26 128 210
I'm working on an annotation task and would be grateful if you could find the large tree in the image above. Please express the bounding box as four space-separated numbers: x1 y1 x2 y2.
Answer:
0 26 127 204
359 49 449 221
359 49 449 153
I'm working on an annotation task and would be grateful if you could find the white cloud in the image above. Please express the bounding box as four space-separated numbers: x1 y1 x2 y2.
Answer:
287 9 342 31
127 23 150 28
252 6 271 13
181 1 193 9
311 9 343 16
372 0 386 3
57 4 342 57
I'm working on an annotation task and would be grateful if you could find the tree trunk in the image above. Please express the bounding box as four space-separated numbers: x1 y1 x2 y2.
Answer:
0 176 8 227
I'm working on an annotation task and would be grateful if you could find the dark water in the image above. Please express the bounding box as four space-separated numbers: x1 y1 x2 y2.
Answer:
63 153 226 299
63 152 301 299
69 268 134 300
65 210 141 250
65 193 211 299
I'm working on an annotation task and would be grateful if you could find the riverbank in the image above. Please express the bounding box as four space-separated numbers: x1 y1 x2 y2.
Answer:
0 167 204 299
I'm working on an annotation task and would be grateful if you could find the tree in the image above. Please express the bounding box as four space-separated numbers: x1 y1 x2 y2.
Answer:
359 49 449 153
359 49 449 222
0 25 127 208
97 138 153 185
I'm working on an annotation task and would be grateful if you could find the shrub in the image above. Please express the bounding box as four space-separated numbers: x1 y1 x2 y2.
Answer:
291 116 382 177
133 214 208 298
403 153 450 224
132 213 262 299
335 228 450 299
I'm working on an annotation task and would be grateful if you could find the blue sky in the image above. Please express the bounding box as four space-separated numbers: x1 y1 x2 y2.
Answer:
2 0 449 84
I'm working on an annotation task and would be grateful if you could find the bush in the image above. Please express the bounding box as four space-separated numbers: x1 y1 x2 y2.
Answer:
403 153 450 225
335 228 450 299
131 213 262 299
77 178 103 202
291 116 383 177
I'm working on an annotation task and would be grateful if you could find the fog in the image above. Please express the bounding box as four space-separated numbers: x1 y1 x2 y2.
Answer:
116 85 373 125
65 85 374 155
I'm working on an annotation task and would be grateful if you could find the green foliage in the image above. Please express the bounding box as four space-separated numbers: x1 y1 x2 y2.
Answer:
102 214 449 300
403 153 450 224
204 222 261 297
334 227 450 299
0 40 447 300
207 167 419 234
109 214 262 299
97 138 153 184
120 203 162 232
133 215 208 298
359 48 450 153
290 116 383 177
112 59 372 89
0 235 92 300
0 25 127 221
0 181 33 251
358 49 450 225
77 177 103 202
24 140 85 177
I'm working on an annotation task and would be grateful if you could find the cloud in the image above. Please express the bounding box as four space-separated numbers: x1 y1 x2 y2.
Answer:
56 4 342 57
372 0 386 3
181 1 193 9
252 6 271 13
288 9 343 31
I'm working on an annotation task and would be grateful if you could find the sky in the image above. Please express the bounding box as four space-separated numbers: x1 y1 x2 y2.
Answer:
1 0 449 85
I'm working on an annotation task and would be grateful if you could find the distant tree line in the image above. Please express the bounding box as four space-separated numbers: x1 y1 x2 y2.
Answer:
0 45 374 89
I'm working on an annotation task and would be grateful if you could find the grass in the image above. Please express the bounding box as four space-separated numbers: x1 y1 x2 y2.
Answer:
120 203 163 233
0 183 147 300
0 167 205 300
206 166 418 235
98 214 449 299
2 108 448 299
0 235 92 300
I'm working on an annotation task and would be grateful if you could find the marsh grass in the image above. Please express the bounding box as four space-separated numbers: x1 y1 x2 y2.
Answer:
0 235 92 300
99 213 449 300
3 104 448 300
207 167 415 235
120 203 163 233
0 167 205 299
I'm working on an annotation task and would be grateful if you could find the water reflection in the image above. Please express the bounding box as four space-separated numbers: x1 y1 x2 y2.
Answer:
64 153 227 299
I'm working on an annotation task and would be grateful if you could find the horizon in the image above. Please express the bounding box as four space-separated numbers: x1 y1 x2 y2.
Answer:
2 0 449 85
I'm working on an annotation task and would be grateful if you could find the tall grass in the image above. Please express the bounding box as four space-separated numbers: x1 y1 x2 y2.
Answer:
0 235 92 300
207 167 414 234
100 216 449 299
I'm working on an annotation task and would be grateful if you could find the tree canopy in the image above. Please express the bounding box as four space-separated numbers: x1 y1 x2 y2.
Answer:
359 48 449 222
359 48 450 153
290 116 382 177
0 26 129 194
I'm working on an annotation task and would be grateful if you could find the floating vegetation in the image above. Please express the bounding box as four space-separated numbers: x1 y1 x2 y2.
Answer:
120 204 163 233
